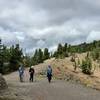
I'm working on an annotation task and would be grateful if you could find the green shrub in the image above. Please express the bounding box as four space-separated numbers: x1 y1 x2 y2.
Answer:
81 58 92 75
91 48 100 61
70 57 75 62
73 61 77 71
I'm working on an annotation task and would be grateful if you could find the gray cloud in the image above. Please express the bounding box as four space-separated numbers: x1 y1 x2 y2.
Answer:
0 0 100 54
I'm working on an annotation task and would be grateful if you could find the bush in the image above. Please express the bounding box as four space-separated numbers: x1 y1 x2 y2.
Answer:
91 48 100 61
81 58 92 75
70 57 75 62
73 61 77 71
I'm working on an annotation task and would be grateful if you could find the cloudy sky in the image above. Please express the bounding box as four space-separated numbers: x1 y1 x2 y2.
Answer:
0 0 100 53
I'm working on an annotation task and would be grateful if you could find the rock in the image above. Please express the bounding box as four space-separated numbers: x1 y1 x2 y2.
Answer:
0 74 7 90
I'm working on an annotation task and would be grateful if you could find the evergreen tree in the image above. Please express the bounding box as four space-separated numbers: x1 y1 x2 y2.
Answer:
43 48 50 60
63 43 69 57
68 44 71 53
0 40 23 74
56 43 64 58
32 49 43 65
53 51 58 58
1 46 10 74
10 44 23 71
23 55 32 67
38 49 43 63
0 39 3 73
63 43 68 52
57 43 63 55
32 49 38 65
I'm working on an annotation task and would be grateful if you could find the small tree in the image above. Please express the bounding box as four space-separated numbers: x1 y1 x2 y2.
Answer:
38 49 43 63
81 58 92 75
63 43 68 52
91 48 100 61
57 43 63 55
73 61 77 71
0 39 4 73
77 58 80 67
70 56 75 62
70 53 75 62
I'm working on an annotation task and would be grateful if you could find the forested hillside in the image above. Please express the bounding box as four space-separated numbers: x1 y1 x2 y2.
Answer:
0 39 100 75
53 40 100 58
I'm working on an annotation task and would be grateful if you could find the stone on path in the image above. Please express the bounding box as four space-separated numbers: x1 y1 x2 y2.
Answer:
0 74 7 90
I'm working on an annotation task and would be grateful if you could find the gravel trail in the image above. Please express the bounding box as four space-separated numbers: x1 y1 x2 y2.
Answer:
4 68 100 100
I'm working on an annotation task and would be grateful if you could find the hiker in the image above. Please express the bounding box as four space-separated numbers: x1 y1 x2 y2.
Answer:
18 64 24 82
29 66 35 82
47 65 52 83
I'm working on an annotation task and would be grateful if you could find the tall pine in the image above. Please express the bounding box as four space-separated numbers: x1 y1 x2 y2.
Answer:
43 48 50 60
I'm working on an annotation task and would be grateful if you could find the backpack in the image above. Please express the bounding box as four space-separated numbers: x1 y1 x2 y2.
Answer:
47 68 52 75
19 67 24 74
29 68 34 74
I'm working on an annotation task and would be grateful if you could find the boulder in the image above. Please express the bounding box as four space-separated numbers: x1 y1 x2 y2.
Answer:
0 74 7 90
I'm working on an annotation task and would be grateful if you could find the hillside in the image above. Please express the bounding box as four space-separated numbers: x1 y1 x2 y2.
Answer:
35 53 100 90
2 55 100 100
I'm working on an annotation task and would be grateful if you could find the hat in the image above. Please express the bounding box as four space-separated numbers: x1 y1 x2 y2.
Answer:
31 66 34 68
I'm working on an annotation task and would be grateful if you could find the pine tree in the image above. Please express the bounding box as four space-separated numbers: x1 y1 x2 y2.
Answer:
23 55 32 67
32 49 38 65
43 48 50 60
63 43 68 52
56 43 64 58
0 39 3 73
38 49 43 63
53 51 58 58
32 49 44 65
10 44 23 71
57 43 63 55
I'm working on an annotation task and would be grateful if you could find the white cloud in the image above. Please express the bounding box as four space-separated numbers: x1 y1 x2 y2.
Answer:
0 0 100 53
87 31 100 42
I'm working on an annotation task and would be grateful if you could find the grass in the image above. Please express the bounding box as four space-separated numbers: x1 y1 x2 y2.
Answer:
0 97 15 100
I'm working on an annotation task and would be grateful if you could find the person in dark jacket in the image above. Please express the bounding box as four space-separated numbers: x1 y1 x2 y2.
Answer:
29 66 35 82
47 65 52 83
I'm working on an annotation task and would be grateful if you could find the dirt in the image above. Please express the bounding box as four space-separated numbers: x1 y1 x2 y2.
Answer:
3 58 100 100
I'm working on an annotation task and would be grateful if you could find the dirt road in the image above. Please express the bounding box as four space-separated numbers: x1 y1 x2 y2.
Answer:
4 67 100 100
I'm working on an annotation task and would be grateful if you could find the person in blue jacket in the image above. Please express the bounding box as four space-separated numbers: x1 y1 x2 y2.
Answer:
47 65 52 83
18 64 24 82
